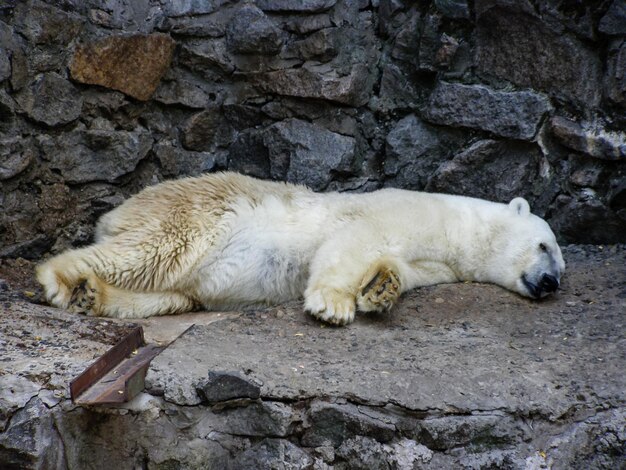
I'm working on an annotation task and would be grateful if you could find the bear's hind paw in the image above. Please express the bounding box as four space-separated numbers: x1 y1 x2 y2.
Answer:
357 267 401 313
68 278 99 316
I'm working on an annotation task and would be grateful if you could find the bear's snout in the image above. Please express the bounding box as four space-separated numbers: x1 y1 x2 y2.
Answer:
539 274 559 293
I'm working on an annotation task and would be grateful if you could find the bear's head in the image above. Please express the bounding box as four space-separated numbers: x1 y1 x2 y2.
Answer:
485 198 565 299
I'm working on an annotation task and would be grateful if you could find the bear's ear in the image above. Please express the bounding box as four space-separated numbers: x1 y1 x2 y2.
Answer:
509 197 530 216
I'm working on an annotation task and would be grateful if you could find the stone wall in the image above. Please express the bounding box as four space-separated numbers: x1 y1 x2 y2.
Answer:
0 0 625 259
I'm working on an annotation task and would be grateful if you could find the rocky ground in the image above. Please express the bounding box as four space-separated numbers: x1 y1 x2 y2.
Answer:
0 244 624 469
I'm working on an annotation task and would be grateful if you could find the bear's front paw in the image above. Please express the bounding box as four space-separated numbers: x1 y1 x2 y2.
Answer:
356 266 401 313
304 287 356 325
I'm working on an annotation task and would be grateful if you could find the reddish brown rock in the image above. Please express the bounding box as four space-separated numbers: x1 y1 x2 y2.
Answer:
70 34 175 101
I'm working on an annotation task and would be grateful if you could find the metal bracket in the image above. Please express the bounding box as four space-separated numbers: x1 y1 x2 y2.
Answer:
70 326 165 405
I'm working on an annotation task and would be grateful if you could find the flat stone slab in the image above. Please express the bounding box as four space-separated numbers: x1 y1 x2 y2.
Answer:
148 245 625 417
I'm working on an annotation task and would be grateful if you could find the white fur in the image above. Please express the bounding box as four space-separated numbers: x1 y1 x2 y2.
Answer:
36 172 565 325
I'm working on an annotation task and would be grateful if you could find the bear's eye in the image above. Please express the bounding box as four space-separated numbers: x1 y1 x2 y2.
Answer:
539 243 548 252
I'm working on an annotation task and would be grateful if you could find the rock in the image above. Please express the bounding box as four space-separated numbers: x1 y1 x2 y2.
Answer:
302 401 396 447
233 438 314 469
282 14 333 34
0 375 40 431
70 34 175 101
264 118 356 190
599 0 626 36
197 371 262 404
283 28 338 62
226 5 284 55
435 0 470 19
251 63 374 106
427 140 547 208
162 0 231 17
214 402 296 437
475 6 602 108
424 82 551 140
549 195 626 244
157 8 231 37
13 0 83 45
550 117 626 160
14 73 83 127
0 48 10 82
335 436 391 470
605 41 626 107
256 0 337 12
384 115 442 189
154 141 219 177
39 129 152 184
181 108 223 151
0 137 35 181
227 129 271 179
153 72 216 108
375 62 421 111
180 38 235 75
0 90 15 133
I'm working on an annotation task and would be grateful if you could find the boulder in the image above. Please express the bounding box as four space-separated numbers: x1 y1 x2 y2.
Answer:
424 82 551 140
13 0 83 45
70 34 175 101
550 117 626 160
14 73 83 127
197 371 262 404
384 115 442 189
39 129 152 183
251 64 374 106
256 0 337 12
0 137 35 181
154 141 219 177
225 5 284 55
264 118 356 190
475 7 602 108
599 0 626 36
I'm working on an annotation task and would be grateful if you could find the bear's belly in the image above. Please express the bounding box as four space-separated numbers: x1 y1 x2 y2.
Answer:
191 229 315 308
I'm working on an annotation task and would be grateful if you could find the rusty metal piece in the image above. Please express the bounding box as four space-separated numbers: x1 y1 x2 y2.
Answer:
70 326 165 405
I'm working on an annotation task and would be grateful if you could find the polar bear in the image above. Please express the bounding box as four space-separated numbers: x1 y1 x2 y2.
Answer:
37 172 565 325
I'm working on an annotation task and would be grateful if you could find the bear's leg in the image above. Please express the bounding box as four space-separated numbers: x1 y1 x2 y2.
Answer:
304 224 404 325
67 274 196 318
355 260 402 313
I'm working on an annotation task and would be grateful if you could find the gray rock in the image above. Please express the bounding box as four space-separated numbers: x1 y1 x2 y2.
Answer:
0 48 9 82
335 436 391 470
599 0 626 36
375 62 421 112
155 141 219 177
427 140 546 207
282 14 333 34
226 5 284 55
302 401 396 447
39 129 152 184
180 38 235 75
181 107 223 151
0 375 40 431
14 73 83 127
0 90 15 133
157 8 231 37
13 0 84 45
549 195 626 244
252 63 374 106
255 0 337 12
550 116 626 160
197 371 262 404
228 129 271 179
0 137 35 181
604 41 626 107
264 118 356 190
232 438 314 469
434 0 470 19
384 115 442 189
424 82 551 140
214 401 296 437
475 7 602 108
282 28 338 62
154 72 217 108
162 0 231 17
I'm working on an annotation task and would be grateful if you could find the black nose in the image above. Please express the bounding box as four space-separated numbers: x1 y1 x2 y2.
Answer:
540 274 559 293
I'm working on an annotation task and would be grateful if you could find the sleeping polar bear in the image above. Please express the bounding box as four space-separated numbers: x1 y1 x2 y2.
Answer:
37 172 565 325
